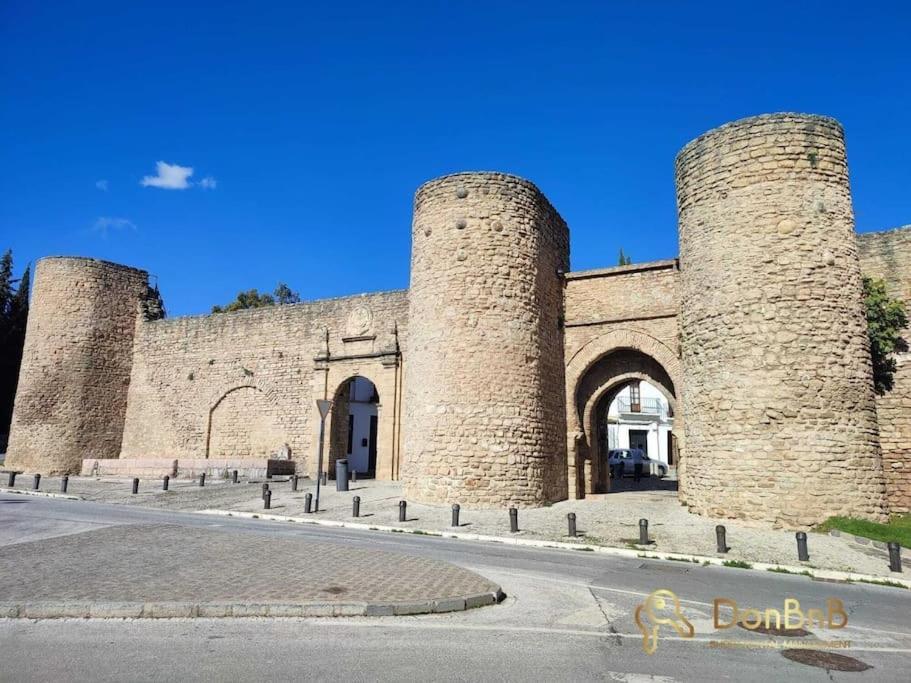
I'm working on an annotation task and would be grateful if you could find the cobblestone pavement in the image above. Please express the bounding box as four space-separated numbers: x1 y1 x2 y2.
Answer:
0 524 501 618
2 474 905 578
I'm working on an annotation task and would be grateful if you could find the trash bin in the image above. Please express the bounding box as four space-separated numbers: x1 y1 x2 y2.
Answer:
336 459 349 491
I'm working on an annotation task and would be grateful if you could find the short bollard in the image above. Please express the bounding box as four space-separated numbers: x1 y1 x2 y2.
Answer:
352 496 361 518
291 475 298 492
888 542 902 573
163 475 170 491
509 507 519 533
262 483 269 500
33 473 41 490
796 532 810 561
351 470 357 483
132 478 139 494
639 518 649 545
567 513 577 538
304 492 313 513
199 473 206 487
716 525 728 553
264 490 272 510
451 504 460 528
399 500 407 523
232 470 238 484
7 471 15 487
321 472 327 486
60 475 69 493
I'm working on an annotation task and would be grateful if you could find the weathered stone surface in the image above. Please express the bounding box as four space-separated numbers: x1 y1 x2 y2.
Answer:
402 172 570 507
676 113 888 527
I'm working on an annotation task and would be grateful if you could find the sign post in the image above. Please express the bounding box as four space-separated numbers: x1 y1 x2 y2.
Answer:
314 399 332 512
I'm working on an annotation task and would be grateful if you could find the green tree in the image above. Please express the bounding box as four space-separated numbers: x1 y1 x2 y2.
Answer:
212 289 275 313
618 248 632 266
864 276 908 395
274 283 300 305
0 251 29 444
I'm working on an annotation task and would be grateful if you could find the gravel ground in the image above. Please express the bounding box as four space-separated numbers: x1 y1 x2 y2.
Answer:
4 474 905 579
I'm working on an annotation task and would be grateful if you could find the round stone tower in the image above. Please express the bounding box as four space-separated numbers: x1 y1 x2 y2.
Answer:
675 113 887 527
6 257 149 474
402 172 570 507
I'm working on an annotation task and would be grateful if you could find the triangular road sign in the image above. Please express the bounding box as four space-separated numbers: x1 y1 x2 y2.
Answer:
316 399 332 419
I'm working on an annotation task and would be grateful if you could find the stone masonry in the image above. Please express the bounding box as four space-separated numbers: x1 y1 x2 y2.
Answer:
858 226 911 513
676 114 887 526
5 113 910 527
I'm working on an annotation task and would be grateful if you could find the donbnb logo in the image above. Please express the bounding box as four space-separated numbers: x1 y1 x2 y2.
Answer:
635 589 695 654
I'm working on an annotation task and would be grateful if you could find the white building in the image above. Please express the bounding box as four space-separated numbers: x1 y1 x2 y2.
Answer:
605 381 676 468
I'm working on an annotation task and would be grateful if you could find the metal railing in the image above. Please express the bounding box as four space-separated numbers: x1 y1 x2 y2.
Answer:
616 397 666 416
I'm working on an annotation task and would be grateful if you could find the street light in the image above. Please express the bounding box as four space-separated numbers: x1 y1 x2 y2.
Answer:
314 398 333 512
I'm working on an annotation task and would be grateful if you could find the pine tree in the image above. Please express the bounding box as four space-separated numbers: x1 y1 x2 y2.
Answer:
0 250 12 318
618 248 632 266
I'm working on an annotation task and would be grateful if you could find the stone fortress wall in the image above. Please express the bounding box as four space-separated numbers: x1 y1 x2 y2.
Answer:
402 173 569 507
5 112 910 527
6 258 149 474
858 226 911 513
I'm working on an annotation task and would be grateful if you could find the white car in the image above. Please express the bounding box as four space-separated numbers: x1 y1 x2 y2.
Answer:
607 449 667 478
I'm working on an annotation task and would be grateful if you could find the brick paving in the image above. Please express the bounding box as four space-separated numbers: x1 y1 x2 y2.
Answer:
0 524 501 618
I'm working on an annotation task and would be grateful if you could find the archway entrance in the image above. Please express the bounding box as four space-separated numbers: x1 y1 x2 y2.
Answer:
573 348 681 495
329 376 379 478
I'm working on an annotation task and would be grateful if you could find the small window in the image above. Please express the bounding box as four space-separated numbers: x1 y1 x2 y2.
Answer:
630 382 641 413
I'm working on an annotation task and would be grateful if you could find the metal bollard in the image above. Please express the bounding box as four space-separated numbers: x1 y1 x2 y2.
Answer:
452 504 460 528
264 490 271 510
796 532 809 561
262 483 269 500
232 470 238 484
716 525 728 553
567 513 577 538
163 475 170 491
291 475 298 492
60 475 69 493
132 478 139 494
399 500 407 522
351 470 357 483
304 492 312 513
33 473 41 490
353 496 360 518
888 542 902 573
199 473 206 487
639 519 649 545
509 507 519 533
7 471 15 487
321 472 327 486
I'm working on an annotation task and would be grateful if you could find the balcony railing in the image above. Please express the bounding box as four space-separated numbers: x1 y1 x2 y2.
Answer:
617 397 668 416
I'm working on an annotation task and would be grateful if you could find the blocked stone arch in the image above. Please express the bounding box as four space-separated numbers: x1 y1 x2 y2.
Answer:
565 328 685 499
205 380 289 459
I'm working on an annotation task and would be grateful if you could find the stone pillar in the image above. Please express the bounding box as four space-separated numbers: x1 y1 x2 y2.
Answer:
675 113 887 527
6 257 149 474
402 172 570 507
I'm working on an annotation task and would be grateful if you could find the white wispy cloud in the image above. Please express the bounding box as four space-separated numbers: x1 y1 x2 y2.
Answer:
92 216 137 237
198 176 217 190
141 161 194 190
95 179 109 191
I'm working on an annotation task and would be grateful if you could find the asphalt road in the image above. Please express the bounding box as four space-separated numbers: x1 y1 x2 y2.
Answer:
1 493 910 682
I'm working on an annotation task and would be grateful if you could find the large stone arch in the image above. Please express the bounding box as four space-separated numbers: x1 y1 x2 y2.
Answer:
565 328 685 499
205 384 288 459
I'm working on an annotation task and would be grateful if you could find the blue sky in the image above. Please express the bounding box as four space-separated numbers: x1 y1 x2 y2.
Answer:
2 1 909 316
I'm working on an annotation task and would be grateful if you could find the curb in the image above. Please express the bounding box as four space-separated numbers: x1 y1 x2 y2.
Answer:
0 590 504 620
0 487 81 501
196 509 911 590
828 530 910 564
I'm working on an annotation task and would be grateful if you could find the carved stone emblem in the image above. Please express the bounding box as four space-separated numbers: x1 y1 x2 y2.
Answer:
346 306 373 336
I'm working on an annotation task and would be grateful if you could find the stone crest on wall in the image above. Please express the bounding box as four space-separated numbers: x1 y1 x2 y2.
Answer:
346 306 373 337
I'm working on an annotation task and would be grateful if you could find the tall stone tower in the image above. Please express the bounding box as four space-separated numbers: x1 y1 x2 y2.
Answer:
6 257 149 474
675 113 888 527
402 172 569 507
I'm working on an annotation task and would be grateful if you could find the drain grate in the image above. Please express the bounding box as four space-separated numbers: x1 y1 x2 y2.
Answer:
781 649 871 672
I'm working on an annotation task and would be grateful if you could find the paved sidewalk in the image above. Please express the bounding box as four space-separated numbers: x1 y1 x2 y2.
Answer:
0 524 502 618
4 475 907 579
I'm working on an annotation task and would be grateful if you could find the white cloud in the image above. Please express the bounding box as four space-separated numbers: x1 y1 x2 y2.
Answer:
95 179 108 191
141 161 194 190
198 176 217 190
92 216 137 236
